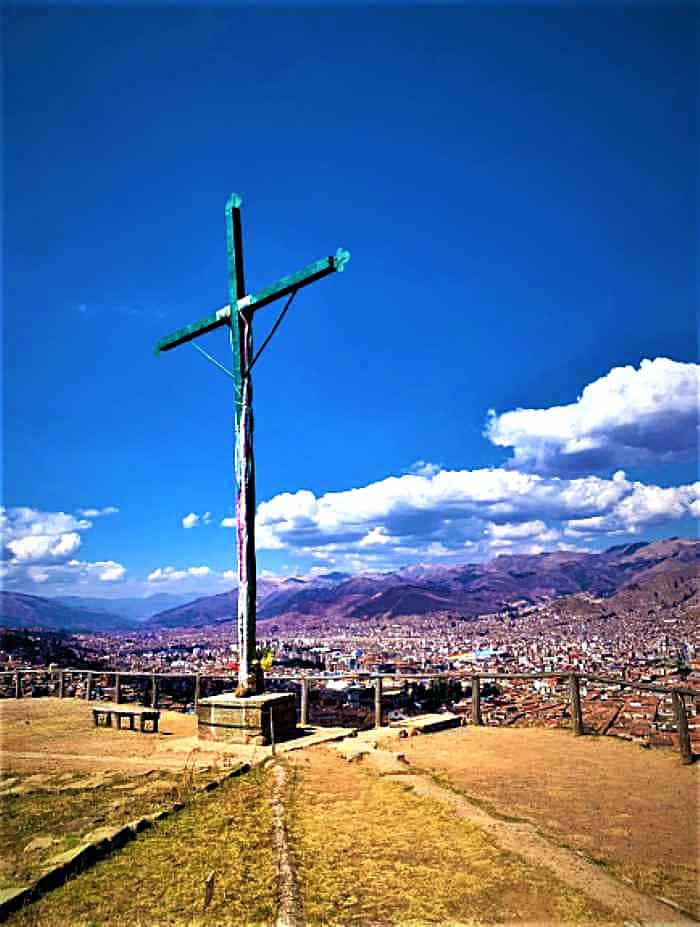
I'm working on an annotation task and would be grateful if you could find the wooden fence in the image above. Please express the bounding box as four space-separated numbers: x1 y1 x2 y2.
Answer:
0 667 696 765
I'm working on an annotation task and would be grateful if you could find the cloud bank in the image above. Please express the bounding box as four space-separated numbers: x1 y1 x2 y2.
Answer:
251 466 699 570
485 358 699 475
146 564 236 589
5 357 698 589
1 506 126 590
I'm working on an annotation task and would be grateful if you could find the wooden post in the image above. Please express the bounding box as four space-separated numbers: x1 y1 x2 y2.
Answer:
114 673 121 704
14 671 21 699
374 677 383 728
569 672 584 736
226 197 257 696
194 674 201 709
86 672 93 702
58 670 65 699
203 871 215 911
471 674 482 725
300 678 309 727
151 674 158 709
672 691 693 765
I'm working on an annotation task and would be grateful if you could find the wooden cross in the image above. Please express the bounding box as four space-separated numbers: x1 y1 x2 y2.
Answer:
155 193 350 695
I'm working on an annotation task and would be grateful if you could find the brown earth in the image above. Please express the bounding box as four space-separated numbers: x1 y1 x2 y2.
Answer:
0 698 347 775
0 698 272 775
393 724 698 917
1 698 199 770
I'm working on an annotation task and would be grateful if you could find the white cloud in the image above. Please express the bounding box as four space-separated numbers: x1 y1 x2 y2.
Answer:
77 506 119 517
487 519 548 540
7 531 82 563
485 358 699 475
147 565 213 583
253 465 698 569
565 480 700 536
357 527 399 548
407 460 442 478
1 506 127 591
1 507 90 565
67 559 127 582
26 567 50 583
182 511 211 529
221 517 236 528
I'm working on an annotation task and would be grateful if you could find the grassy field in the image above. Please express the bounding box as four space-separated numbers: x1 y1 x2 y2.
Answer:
286 747 614 925
6 765 276 927
0 764 214 889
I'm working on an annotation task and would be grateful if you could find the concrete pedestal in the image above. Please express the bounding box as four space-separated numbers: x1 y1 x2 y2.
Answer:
197 692 297 746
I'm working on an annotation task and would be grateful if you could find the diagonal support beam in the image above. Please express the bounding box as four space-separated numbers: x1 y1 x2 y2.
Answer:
153 248 350 355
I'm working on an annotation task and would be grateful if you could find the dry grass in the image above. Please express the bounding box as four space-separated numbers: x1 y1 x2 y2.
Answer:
6 765 276 927
286 747 615 925
398 725 699 917
0 762 220 889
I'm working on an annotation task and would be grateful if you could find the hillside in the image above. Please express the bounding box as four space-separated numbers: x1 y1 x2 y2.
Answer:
3 539 696 634
0 592 137 633
53 594 191 621
0 628 89 667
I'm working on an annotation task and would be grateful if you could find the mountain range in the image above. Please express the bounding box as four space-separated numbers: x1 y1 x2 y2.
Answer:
54 593 192 621
252 538 699 628
4 538 695 634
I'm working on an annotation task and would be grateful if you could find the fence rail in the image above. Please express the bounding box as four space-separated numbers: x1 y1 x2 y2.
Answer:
1 666 696 764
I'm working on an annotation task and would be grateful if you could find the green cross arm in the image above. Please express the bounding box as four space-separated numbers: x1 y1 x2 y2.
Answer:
154 248 350 355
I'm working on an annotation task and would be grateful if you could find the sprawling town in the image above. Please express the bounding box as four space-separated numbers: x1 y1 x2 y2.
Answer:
2 588 698 753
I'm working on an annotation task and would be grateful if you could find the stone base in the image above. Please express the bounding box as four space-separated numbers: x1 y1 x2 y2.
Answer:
197 692 297 746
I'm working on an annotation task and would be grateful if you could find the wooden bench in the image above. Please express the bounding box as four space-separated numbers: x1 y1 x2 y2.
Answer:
92 706 160 733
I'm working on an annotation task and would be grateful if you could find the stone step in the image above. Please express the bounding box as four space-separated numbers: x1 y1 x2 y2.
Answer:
389 712 462 734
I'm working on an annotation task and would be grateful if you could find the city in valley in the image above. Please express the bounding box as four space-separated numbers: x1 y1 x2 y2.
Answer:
2 538 698 752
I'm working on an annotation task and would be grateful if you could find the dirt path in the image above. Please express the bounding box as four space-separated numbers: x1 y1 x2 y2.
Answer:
334 737 695 925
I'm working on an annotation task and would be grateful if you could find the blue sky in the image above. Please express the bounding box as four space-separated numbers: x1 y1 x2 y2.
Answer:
3 2 698 598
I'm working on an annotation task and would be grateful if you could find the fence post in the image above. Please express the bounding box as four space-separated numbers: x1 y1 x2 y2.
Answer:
58 670 65 699
300 677 309 727
672 691 693 765
471 674 482 725
114 673 121 704
86 672 93 702
374 676 383 728
569 673 584 736
194 673 201 709
15 671 21 699
151 674 158 709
